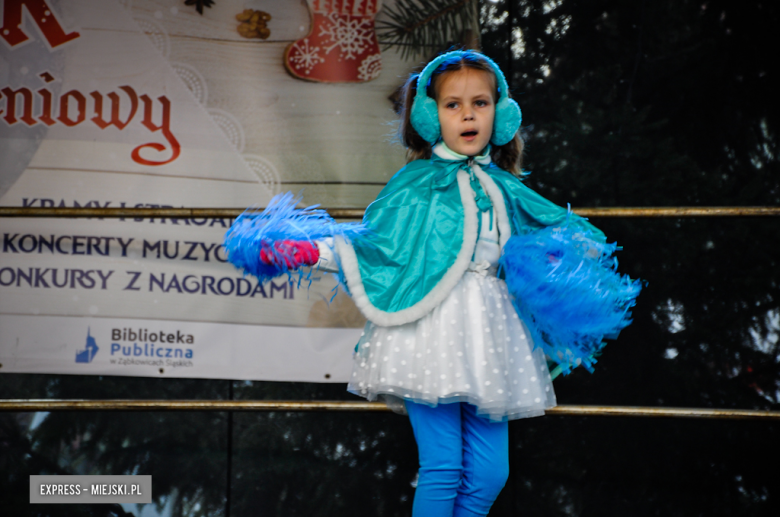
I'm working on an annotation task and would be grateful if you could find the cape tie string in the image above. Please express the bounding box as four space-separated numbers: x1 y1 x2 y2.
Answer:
431 154 494 260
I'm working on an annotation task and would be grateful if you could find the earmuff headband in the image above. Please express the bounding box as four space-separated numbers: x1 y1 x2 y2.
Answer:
415 51 510 108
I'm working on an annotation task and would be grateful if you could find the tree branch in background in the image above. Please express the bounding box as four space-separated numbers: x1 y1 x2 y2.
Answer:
377 0 479 59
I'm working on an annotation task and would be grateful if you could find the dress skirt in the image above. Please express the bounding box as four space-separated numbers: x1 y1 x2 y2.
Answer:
347 267 557 422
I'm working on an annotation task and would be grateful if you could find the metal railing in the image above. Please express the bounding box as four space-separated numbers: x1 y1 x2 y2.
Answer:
0 400 777 419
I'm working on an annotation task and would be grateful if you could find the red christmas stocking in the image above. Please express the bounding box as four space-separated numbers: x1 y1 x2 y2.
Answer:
284 0 382 83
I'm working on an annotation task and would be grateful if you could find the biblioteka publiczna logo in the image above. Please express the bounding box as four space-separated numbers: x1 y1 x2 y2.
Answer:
75 328 196 366
111 328 195 360
75 328 99 363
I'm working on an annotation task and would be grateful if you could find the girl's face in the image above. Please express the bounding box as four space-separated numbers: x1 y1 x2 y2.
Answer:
435 68 496 156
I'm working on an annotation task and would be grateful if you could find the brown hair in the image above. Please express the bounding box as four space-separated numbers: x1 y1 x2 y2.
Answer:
398 51 524 175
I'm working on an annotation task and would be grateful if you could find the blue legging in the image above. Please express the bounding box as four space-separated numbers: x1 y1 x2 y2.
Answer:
406 401 509 517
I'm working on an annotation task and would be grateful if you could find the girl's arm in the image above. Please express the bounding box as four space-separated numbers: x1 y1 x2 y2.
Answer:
315 238 341 273
223 193 367 283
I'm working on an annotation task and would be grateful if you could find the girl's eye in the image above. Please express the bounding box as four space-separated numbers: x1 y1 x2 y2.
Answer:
475 99 489 107
447 102 458 109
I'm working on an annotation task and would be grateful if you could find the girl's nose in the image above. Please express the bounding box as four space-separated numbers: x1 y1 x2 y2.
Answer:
463 107 474 120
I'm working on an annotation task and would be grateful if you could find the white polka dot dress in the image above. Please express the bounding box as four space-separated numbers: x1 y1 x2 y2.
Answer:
347 205 556 422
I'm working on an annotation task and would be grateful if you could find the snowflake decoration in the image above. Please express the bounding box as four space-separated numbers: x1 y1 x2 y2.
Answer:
319 13 374 60
357 53 382 81
289 38 325 75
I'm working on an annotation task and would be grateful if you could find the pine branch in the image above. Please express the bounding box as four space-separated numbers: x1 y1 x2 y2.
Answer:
184 0 215 15
377 0 478 59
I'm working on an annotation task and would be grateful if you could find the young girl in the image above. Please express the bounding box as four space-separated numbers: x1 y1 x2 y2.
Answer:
227 49 638 517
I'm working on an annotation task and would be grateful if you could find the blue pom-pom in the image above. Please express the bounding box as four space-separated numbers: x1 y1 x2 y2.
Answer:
500 220 642 376
223 192 369 283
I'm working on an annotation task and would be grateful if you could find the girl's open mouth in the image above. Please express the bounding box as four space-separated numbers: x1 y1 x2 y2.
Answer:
461 131 478 139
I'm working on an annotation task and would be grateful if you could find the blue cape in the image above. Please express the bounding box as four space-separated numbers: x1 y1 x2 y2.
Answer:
334 154 604 327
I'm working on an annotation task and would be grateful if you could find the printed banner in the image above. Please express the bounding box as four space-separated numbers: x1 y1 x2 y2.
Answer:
0 0 409 381
1 314 357 381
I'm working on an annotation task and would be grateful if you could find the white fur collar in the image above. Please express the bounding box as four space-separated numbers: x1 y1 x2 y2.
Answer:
432 142 492 165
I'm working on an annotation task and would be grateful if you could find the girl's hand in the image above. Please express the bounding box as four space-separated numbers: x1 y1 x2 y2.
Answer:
260 240 320 268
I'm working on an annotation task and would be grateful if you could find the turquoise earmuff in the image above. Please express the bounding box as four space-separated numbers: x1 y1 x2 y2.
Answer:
410 50 522 146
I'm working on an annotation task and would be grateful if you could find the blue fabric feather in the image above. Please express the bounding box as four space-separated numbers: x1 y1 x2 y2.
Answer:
223 192 369 283
500 219 642 377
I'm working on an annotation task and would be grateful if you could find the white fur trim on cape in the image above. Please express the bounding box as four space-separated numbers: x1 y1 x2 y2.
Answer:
336 170 479 327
